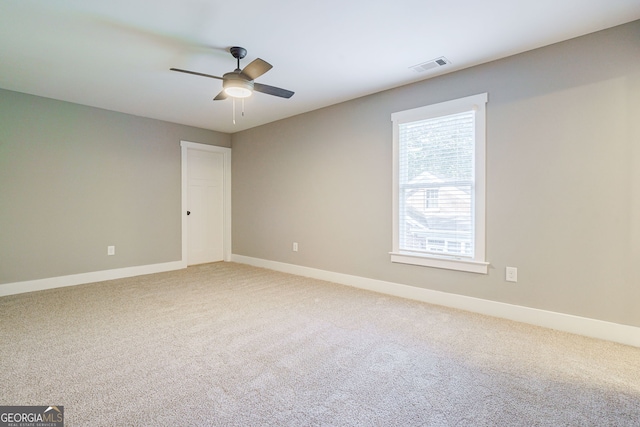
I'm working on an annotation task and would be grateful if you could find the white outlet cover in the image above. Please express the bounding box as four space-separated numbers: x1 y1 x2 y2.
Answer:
506 267 517 282
107 246 115 256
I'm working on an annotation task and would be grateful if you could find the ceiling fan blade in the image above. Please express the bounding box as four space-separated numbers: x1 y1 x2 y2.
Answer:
213 90 227 101
241 58 272 80
253 83 294 99
170 68 223 80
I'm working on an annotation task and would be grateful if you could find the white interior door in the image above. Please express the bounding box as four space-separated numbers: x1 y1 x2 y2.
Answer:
186 148 224 265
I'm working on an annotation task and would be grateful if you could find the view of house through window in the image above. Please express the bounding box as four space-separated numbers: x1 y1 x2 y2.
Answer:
391 93 488 274
399 110 475 256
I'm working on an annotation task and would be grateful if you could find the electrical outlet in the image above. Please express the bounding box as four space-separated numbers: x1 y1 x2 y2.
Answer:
292 242 298 252
506 266 517 282
107 246 115 256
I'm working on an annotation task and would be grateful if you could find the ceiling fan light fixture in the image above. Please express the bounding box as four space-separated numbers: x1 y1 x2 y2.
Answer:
224 86 252 98
223 75 254 98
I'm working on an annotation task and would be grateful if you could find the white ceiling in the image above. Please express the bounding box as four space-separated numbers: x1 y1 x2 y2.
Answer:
1 1 639 134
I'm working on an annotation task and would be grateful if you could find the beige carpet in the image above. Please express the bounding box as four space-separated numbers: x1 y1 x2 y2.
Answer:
1 262 639 426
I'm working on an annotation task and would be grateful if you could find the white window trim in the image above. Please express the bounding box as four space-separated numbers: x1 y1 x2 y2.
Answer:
390 93 489 274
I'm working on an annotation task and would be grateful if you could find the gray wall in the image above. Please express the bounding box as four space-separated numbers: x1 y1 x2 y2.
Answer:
232 21 640 327
0 89 230 284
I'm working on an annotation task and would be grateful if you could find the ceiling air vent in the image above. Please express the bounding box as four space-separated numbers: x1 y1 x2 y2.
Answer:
409 57 450 73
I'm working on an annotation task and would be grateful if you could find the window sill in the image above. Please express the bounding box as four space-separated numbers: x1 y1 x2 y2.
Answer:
390 252 489 274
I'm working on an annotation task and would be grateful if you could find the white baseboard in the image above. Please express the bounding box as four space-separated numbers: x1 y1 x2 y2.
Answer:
0 260 187 297
231 254 640 348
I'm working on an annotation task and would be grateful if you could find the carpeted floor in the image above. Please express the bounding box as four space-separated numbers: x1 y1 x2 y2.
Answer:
1 262 639 426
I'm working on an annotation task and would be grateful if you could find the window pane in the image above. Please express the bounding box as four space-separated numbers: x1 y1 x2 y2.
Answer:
398 111 475 257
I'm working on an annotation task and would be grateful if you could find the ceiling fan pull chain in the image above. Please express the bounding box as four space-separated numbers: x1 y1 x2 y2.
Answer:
242 98 245 117
232 98 236 124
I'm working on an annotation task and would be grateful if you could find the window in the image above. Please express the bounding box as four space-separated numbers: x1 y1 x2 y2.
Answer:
391 93 488 274
424 189 439 209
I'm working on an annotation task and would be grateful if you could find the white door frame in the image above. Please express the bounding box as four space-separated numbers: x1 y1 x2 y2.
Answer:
181 141 232 265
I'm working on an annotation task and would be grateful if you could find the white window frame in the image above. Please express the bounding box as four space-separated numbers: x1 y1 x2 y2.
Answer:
390 93 489 274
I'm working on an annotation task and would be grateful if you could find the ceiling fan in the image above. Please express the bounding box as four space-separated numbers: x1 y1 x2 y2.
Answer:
170 46 294 100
